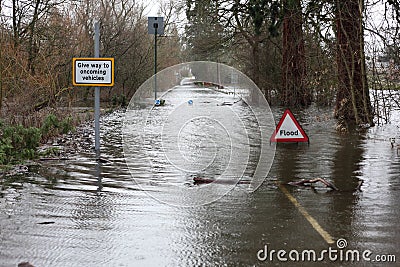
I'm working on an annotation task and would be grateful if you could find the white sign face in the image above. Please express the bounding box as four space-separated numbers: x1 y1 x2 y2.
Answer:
73 58 114 86
277 114 305 138
270 109 309 143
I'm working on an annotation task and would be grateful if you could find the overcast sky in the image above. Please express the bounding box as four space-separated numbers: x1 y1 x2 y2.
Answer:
143 0 162 17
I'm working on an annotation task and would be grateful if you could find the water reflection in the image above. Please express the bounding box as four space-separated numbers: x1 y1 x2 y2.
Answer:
1 98 400 265
328 130 364 244
95 161 103 192
351 121 400 254
274 143 302 183
331 130 365 191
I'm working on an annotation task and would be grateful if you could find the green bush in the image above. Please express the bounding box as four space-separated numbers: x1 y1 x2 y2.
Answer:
111 94 127 107
41 113 59 138
111 95 119 106
0 136 13 165
0 114 75 166
119 94 127 107
60 116 74 134
0 121 41 165
41 114 74 141
0 113 76 166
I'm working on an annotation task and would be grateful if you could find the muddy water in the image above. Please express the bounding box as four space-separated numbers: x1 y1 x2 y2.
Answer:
1 87 400 266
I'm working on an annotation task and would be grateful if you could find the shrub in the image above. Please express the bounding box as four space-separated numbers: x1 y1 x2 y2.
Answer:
41 113 59 139
40 113 74 142
111 94 127 107
0 121 41 165
60 116 74 134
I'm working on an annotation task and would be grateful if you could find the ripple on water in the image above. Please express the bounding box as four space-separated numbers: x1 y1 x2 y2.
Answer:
2 91 400 266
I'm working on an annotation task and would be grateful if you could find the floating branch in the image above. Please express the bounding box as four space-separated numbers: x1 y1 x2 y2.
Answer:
287 178 339 191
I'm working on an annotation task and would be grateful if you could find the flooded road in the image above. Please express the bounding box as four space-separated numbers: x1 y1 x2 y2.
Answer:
1 85 400 266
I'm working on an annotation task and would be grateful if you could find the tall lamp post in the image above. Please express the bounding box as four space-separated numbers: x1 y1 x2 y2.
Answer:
148 17 164 103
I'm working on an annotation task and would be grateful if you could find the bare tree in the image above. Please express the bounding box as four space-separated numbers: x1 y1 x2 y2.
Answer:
334 0 374 127
281 0 311 106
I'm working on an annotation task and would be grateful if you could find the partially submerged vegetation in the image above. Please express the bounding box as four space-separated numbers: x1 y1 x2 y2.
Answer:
0 113 79 167
1 0 400 169
1 0 400 118
0 121 41 165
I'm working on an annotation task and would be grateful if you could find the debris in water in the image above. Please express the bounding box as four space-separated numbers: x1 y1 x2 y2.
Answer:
287 178 338 191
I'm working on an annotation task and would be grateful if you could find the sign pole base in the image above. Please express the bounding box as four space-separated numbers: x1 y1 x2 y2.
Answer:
94 86 100 157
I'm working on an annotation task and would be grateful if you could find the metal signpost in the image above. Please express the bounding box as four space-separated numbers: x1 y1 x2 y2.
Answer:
72 21 114 157
148 17 164 101
94 21 101 157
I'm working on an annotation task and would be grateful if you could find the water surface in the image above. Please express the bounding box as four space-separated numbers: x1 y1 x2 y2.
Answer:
1 86 399 266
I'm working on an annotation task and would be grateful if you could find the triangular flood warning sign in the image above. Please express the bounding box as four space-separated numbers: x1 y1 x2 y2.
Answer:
270 109 309 143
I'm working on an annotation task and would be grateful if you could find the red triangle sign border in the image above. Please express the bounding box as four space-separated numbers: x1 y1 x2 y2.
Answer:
270 109 309 143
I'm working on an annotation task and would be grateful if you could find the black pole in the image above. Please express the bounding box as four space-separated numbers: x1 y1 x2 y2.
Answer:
154 27 158 100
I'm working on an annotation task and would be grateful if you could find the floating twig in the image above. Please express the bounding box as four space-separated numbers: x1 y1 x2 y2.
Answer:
287 178 339 191
193 177 251 185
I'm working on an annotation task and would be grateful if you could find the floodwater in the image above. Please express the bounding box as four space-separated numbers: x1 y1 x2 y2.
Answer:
1 86 400 266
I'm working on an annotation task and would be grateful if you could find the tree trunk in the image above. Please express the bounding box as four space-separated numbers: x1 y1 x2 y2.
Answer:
334 0 373 126
27 0 41 75
281 0 311 107
252 35 260 87
12 0 19 47
0 28 2 115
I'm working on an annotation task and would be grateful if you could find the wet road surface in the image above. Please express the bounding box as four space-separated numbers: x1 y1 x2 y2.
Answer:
1 85 399 266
